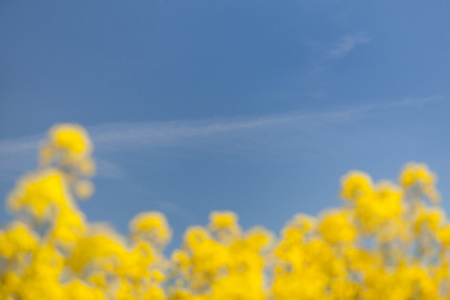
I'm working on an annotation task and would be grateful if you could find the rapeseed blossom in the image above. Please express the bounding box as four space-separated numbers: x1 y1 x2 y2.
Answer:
1 123 449 299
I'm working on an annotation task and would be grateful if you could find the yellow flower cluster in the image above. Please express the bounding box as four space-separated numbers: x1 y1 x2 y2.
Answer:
1 123 449 299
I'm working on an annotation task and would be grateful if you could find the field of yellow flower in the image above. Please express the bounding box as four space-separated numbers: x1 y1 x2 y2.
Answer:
1 124 449 299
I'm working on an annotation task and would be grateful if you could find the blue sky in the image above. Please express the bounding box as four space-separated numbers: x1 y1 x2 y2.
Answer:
1 0 450 249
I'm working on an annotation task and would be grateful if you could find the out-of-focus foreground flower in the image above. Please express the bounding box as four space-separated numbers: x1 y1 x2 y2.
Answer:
0 124 448 299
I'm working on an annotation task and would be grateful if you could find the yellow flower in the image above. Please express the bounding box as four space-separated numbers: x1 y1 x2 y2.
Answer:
284 213 316 235
374 182 403 220
65 280 106 300
414 207 443 234
67 227 127 274
49 123 91 156
209 211 238 232
318 209 356 244
7 169 70 219
74 180 95 199
340 171 373 201
353 182 404 234
3 123 450 300
50 205 86 243
0 222 38 259
129 211 172 246
437 225 450 245
172 250 190 270
244 227 273 251
184 226 211 248
78 158 96 176
400 162 435 187
399 162 440 203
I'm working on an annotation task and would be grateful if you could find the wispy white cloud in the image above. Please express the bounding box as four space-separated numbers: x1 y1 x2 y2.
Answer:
88 110 350 148
0 134 42 155
96 159 126 179
328 32 370 59
303 32 370 80
0 135 42 181
0 94 443 176
88 95 440 151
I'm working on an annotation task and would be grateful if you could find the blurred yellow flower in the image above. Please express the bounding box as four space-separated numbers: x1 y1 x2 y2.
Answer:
318 210 356 244
50 123 91 155
340 171 373 201
1 123 448 299
130 211 172 246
